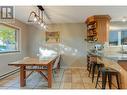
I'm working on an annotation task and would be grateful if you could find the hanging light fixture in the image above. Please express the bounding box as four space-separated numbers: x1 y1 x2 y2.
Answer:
28 6 47 30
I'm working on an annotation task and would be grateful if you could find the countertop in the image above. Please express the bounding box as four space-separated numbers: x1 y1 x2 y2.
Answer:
87 51 127 62
88 51 127 71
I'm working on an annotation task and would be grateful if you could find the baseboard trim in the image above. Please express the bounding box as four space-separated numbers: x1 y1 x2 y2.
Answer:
0 68 19 80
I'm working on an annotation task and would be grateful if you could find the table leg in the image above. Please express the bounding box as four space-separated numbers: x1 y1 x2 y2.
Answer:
20 66 26 87
47 63 52 88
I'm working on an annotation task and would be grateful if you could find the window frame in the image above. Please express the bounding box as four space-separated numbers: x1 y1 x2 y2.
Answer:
0 23 21 54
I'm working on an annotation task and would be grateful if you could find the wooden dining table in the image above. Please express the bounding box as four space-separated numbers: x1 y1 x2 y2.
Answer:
8 56 57 88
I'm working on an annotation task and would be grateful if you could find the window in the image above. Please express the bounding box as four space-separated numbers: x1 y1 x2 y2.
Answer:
109 29 127 46
109 31 118 46
121 30 127 45
0 23 20 53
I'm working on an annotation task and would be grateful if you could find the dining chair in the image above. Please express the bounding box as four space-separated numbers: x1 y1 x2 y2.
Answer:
52 55 61 79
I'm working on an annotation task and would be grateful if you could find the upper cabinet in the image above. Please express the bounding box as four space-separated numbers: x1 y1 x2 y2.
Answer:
85 15 111 44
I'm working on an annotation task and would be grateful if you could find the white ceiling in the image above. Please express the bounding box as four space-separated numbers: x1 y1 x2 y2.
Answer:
15 6 127 24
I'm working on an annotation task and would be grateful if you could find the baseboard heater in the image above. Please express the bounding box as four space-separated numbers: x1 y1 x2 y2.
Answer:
0 68 19 80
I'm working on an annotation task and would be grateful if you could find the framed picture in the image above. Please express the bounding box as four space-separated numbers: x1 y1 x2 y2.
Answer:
45 31 60 43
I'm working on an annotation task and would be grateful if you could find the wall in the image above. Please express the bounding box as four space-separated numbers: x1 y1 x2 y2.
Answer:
28 23 87 68
0 19 29 76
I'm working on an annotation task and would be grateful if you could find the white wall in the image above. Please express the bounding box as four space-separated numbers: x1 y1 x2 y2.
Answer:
28 23 87 68
0 20 29 76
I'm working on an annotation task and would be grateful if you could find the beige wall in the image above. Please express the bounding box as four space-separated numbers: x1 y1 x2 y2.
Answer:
28 23 87 68
0 19 29 76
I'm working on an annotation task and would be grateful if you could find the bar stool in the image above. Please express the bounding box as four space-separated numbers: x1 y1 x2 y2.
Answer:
88 61 94 77
87 55 92 71
89 62 104 83
95 67 120 89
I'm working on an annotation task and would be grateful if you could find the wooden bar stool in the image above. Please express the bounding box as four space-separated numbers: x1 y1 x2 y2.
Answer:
88 61 104 83
95 67 120 89
92 62 104 83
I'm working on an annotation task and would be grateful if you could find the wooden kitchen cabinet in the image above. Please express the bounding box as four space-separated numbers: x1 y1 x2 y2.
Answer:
85 15 111 44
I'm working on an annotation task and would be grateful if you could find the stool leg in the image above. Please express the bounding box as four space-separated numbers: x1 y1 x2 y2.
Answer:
87 62 90 71
95 69 100 88
108 74 112 89
116 74 120 89
88 63 92 77
92 64 96 83
102 73 107 89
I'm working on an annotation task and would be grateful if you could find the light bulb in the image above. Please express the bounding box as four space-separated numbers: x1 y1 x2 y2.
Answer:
38 21 41 24
38 19 41 24
122 18 126 22
41 23 44 27
34 17 37 22
44 25 46 29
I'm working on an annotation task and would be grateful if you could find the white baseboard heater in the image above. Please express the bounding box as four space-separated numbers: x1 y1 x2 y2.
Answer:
0 68 19 80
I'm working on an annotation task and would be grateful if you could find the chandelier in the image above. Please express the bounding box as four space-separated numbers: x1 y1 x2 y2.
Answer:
28 6 47 30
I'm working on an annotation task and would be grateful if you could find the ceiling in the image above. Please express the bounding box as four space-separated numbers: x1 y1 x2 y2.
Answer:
15 6 127 24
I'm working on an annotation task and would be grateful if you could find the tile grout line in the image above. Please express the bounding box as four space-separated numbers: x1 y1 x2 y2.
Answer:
79 68 86 88
58 68 65 89
71 68 72 89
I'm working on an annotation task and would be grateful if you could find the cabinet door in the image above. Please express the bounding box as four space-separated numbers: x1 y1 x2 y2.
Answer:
97 20 109 44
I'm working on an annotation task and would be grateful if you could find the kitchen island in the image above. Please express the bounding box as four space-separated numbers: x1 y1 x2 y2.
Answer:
87 51 127 89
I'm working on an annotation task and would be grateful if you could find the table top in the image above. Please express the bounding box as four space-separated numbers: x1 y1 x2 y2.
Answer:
8 56 58 66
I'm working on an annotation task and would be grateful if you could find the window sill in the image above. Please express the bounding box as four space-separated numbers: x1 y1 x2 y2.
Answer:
0 51 20 54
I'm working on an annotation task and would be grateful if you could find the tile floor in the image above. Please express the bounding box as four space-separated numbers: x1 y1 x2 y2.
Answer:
0 66 117 89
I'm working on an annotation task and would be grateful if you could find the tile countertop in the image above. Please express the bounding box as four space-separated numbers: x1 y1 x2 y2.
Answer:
88 51 127 71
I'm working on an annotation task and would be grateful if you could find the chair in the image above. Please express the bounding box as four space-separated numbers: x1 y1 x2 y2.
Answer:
52 55 61 79
53 55 61 70
53 55 61 71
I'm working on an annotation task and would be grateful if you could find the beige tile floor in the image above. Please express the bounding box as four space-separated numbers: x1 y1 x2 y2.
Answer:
0 66 117 89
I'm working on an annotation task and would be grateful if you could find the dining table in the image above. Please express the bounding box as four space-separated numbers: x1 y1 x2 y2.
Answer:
8 56 58 88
